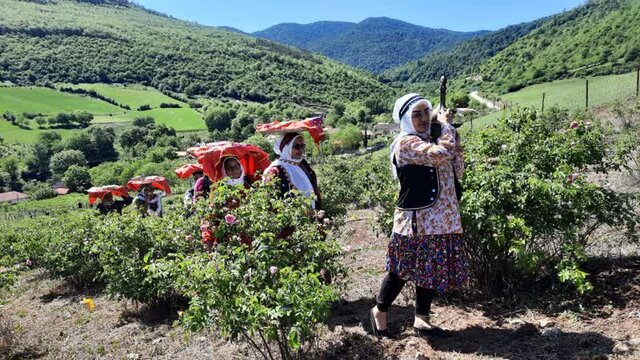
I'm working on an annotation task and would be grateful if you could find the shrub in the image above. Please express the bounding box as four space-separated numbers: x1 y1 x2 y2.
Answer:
460 108 638 294
40 212 103 288
94 207 201 304
149 181 346 359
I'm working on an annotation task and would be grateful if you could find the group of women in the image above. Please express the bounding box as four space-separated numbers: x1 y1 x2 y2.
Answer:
88 93 467 340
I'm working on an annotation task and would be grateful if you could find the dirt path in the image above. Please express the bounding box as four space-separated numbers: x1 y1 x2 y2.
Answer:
469 91 501 110
2 209 640 359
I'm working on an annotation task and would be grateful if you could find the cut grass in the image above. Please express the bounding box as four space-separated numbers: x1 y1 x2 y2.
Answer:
469 71 639 130
0 85 205 143
0 87 122 115
69 83 186 109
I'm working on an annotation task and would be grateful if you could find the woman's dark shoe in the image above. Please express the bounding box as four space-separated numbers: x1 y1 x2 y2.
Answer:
414 326 451 338
369 308 389 339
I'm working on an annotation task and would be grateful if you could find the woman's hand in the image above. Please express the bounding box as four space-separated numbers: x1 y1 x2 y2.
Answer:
438 133 456 150
436 108 454 124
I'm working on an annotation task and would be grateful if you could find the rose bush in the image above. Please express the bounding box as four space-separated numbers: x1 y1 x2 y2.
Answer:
148 180 346 360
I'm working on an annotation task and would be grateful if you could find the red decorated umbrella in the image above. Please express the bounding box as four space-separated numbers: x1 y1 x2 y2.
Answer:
187 142 270 182
256 117 325 146
126 176 172 195
87 185 129 205
175 163 204 179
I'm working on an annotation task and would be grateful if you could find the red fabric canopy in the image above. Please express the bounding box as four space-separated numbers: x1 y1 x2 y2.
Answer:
87 185 129 205
187 142 270 183
175 163 204 179
126 176 172 195
255 117 325 146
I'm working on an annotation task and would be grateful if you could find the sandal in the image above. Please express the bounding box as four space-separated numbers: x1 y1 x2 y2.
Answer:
369 308 389 339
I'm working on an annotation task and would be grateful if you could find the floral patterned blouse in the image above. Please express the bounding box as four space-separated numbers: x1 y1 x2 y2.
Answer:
392 123 464 236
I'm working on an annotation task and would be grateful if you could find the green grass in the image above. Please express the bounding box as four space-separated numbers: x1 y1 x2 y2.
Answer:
70 83 186 109
501 71 638 110
0 86 205 143
93 107 205 131
469 71 639 130
0 118 77 144
0 87 122 115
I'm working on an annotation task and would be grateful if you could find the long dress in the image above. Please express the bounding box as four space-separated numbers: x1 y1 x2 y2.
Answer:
387 124 467 293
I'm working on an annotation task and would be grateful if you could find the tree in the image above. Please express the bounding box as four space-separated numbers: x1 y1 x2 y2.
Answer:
332 102 346 117
205 107 236 132
132 116 155 127
35 116 47 128
88 126 118 163
75 112 93 128
2 111 16 124
63 165 92 192
119 127 149 150
1 156 21 191
49 150 87 178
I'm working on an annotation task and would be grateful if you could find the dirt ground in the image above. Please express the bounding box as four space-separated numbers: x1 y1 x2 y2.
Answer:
1 208 639 360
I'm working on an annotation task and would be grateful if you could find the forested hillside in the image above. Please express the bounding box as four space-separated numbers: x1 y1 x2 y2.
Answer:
479 0 640 92
254 17 488 73
385 19 544 83
0 0 391 105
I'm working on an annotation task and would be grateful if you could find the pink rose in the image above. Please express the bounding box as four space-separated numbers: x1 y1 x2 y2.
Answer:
200 224 208 232
269 266 278 275
570 121 579 129
225 214 236 225
25 259 33 267
343 245 353 253
185 235 193 241
320 268 327 277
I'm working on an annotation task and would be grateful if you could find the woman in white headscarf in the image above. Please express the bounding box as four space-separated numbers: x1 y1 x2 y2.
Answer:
369 93 466 339
264 132 321 210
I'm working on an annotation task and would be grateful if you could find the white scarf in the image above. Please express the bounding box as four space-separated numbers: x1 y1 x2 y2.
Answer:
266 134 316 208
389 93 432 178
222 157 245 186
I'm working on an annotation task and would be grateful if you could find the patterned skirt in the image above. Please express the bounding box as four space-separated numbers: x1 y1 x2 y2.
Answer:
386 233 467 293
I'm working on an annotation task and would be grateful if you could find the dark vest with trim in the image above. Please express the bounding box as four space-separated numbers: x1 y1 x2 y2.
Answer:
274 159 322 210
394 156 439 210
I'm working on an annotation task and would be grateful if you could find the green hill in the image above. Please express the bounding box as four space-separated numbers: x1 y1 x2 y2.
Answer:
0 0 390 106
385 19 543 83
478 0 640 92
254 17 488 73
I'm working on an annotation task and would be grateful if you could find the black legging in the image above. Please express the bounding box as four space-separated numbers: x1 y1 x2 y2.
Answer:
376 272 437 316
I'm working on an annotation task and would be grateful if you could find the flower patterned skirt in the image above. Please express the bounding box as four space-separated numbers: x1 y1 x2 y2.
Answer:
386 233 467 292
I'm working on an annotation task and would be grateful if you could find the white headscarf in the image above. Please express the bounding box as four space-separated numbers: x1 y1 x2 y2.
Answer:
222 157 245 186
389 93 432 178
266 133 316 208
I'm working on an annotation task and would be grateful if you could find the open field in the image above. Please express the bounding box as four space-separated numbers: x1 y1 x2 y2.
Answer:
0 85 206 143
0 87 122 115
469 71 639 130
0 118 78 144
69 83 186 109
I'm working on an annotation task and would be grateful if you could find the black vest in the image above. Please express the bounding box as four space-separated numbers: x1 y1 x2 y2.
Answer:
394 157 439 210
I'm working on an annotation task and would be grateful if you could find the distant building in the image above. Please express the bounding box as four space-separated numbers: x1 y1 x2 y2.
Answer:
373 122 399 136
0 191 30 204
54 187 70 195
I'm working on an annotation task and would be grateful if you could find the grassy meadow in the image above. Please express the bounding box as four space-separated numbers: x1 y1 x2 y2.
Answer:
467 70 639 130
0 85 206 143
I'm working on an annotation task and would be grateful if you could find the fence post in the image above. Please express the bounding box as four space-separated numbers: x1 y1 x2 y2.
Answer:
636 66 639 98
542 92 546 113
585 79 589 109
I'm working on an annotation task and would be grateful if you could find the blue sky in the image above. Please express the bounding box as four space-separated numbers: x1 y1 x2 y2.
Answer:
134 0 586 33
